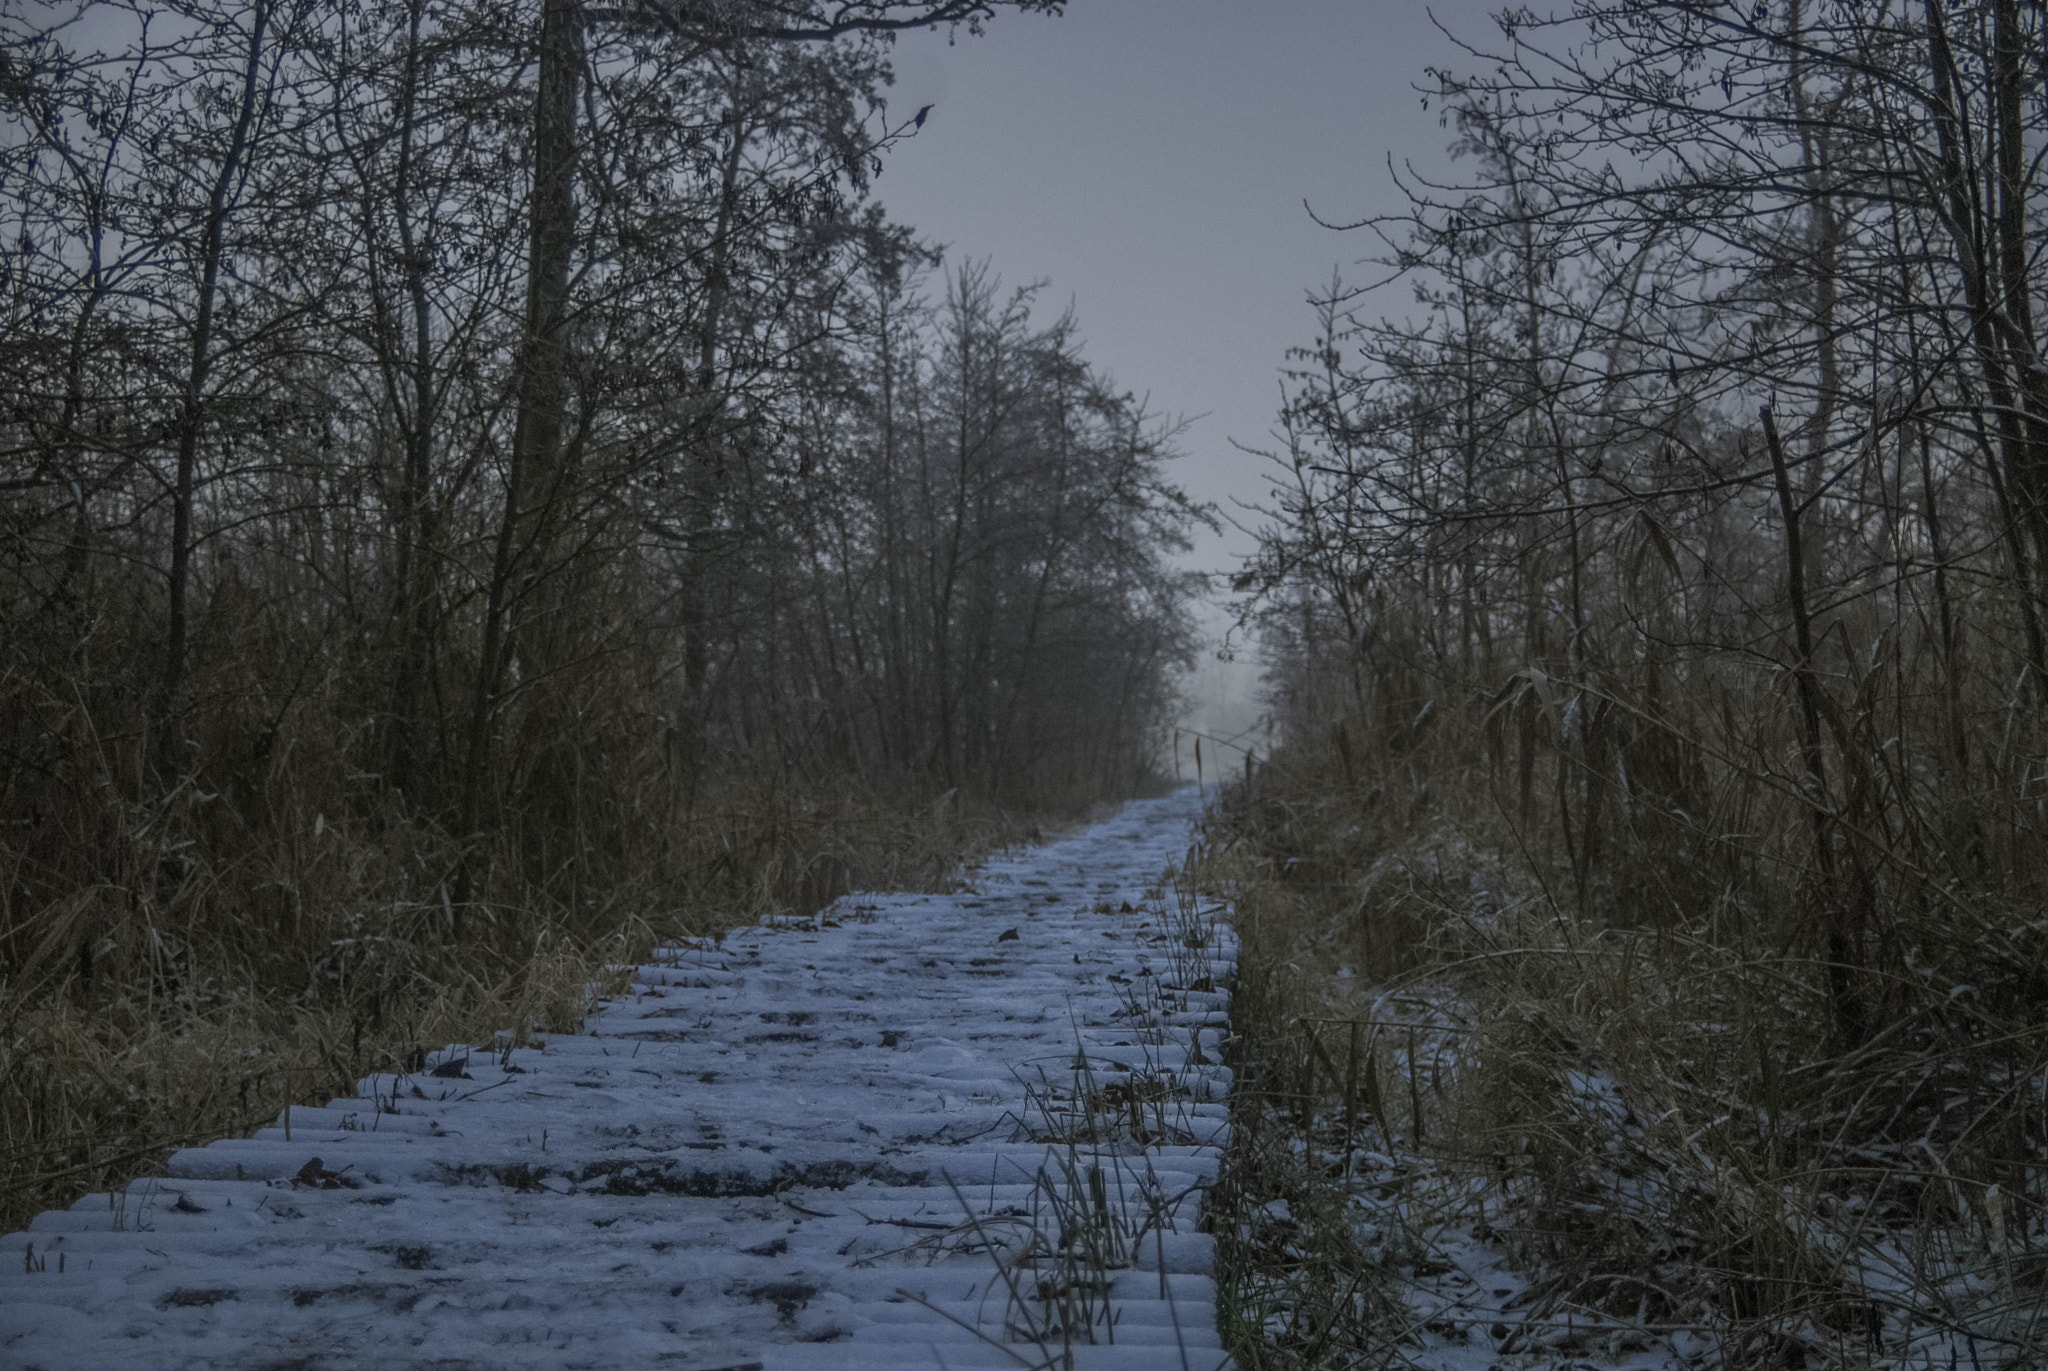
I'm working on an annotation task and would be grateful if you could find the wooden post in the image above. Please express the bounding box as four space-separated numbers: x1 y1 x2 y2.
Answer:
1343 1019 1363 1176
1406 1028 1425 1145
1362 1028 1390 1159
1296 1024 1318 1139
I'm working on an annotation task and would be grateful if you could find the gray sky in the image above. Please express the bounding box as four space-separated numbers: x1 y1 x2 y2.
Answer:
873 1 1499 751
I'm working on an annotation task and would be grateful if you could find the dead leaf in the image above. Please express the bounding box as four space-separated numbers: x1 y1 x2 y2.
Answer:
294 1157 348 1190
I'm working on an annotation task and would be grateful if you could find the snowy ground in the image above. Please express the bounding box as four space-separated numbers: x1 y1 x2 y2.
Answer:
1225 974 1722 1371
1 790 1237 1371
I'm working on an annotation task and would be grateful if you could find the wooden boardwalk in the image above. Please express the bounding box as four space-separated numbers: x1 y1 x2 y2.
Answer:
2 791 1235 1370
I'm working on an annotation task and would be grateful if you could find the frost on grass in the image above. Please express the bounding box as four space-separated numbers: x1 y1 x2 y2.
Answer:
1201 789 2048 1371
0 791 1238 1371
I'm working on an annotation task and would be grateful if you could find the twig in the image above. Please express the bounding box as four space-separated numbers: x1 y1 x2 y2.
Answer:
779 1197 838 1220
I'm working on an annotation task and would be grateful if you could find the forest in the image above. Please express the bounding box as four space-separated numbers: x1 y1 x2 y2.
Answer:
0 0 1204 1234
1210 0 2048 1367
7 0 2048 1367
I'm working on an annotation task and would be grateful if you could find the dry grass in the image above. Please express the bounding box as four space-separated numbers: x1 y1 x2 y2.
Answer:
0 777 1052 1236
1194 755 2048 1370
1195 841 1405 1371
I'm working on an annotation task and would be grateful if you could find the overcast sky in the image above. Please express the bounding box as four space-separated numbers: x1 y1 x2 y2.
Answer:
870 1 1500 750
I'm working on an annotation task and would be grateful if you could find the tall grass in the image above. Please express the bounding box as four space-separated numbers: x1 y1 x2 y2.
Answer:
0 767 1053 1236
1195 738 2048 1369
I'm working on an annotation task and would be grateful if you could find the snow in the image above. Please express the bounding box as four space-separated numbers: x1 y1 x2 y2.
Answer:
1239 980 1720 1371
0 789 1237 1371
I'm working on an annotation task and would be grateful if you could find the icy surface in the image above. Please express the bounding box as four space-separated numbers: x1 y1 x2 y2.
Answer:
1 790 1236 1371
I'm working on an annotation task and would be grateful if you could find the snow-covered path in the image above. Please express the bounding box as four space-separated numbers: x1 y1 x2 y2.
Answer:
2 790 1235 1371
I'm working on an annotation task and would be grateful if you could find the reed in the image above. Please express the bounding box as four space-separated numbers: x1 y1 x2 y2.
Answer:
0 768 1053 1236
1195 736 2048 1369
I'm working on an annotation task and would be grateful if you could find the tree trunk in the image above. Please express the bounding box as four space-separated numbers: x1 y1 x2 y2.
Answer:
455 0 580 876
387 0 440 802
150 0 273 786
1763 407 1861 1039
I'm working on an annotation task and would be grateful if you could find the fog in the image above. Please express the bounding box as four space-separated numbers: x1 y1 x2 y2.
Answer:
871 0 1497 759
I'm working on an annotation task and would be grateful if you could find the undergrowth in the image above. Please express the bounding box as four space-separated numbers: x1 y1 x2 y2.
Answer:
1195 758 2048 1370
0 780 1062 1236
